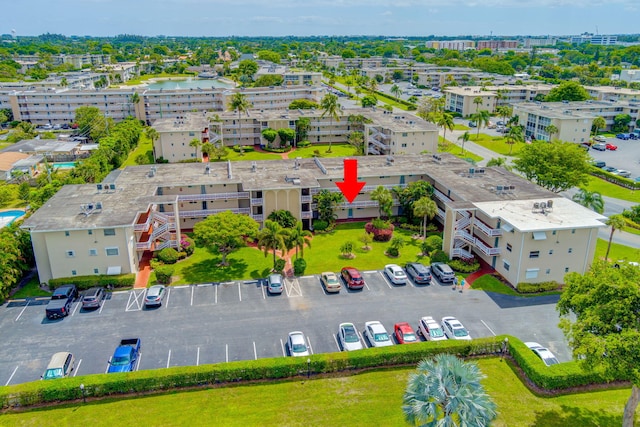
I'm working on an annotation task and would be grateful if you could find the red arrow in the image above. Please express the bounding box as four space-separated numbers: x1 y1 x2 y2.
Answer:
336 159 366 203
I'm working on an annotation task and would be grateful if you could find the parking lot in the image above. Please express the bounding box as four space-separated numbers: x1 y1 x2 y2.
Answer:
0 270 568 386
588 135 640 180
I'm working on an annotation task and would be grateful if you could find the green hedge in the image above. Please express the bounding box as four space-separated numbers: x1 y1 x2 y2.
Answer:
232 145 255 153
516 281 560 293
48 274 135 290
590 168 640 190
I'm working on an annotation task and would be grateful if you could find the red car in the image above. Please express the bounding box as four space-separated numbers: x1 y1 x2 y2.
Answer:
606 143 618 151
340 267 365 290
394 322 418 344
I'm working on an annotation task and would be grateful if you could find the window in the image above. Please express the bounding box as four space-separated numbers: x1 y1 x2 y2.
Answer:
503 260 510 271
104 229 115 236
105 247 119 256
546 268 551 274
88 229 93 235
565 267 570 273
525 268 539 279
571 229 576 234
64 231 70 237
529 251 540 258
71 270 77 276
532 231 547 240
548 249 553 255
94 268 99 274
568 248 573 253
89 249 98 256
506 243 512 252
552 230 557 235
66 250 75 258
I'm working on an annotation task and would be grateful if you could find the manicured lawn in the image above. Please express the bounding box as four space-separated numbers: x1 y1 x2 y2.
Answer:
595 237 640 262
2 358 634 426
10 276 51 299
453 124 470 131
292 143 357 158
470 274 561 297
303 222 429 273
584 175 640 203
439 139 483 163
121 133 154 167
121 73 197 86
217 149 282 162
468 133 526 156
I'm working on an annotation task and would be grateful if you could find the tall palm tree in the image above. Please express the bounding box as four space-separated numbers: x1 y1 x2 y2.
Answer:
473 96 483 112
544 124 559 141
367 78 378 94
605 214 626 260
412 196 437 238
472 109 491 139
403 354 497 427
592 116 606 137
390 84 402 100
130 92 140 118
145 127 159 145
572 188 604 214
320 93 340 153
436 112 454 143
228 93 252 147
287 221 312 259
257 220 288 270
189 138 202 160
457 131 471 154
506 125 524 155
486 157 512 171
370 186 393 218
496 105 512 125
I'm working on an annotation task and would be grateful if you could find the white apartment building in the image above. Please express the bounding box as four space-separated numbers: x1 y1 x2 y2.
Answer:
512 102 594 142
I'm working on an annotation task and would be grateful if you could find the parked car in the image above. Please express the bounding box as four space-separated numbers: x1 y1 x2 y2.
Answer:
320 271 342 293
384 264 407 285
418 316 447 341
45 284 78 320
144 285 166 307
363 321 393 347
630 133 639 140
42 352 75 380
614 169 632 178
267 273 283 295
525 342 559 366
82 287 106 309
287 331 310 357
405 262 431 284
591 143 606 151
605 143 618 151
603 166 619 173
592 161 606 168
616 133 630 140
431 262 456 283
441 316 471 340
593 135 607 142
468 121 477 128
108 339 141 373
340 267 365 290
338 322 363 351
394 322 418 344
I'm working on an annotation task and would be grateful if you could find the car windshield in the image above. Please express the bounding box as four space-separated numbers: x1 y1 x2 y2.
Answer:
403 333 417 342
453 328 469 338
112 356 130 365
544 356 559 365
430 328 445 338
374 333 389 342
83 297 96 301
292 343 307 353
343 326 359 342
43 368 63 379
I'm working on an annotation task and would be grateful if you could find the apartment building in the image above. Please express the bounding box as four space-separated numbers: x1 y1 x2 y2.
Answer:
21 154 605 287
425 40 475 51
571 34 618 46
443 84 554 116
586 86 640 102
152 109 439 160
476 40 519 50
511 102 594 142
12 54 111 68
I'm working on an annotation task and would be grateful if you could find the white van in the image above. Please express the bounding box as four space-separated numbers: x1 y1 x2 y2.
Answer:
42 352 75 380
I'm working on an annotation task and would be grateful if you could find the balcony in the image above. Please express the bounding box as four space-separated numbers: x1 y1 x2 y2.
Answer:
301 195 312 203
474 219 502 237
301 211 312 219
251 214 264 221
251 198 263 205
179 207 251 218
475 239 501 256
178 192 249 202
433 189 452 203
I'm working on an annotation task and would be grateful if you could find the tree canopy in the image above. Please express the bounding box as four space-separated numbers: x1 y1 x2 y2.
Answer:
544 81 590 102
193 211 259 266
513 141 591 193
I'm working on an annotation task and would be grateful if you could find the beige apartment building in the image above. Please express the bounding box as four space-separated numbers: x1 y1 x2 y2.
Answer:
22 154 605 287
151 109 439 160
444 84 554 116
512 102 595 142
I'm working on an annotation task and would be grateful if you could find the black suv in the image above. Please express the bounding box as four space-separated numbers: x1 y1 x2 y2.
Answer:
82 287 106 309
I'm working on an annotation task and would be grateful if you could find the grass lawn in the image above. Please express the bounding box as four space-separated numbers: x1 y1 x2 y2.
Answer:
453 124 470 131
584 175 640 204
470 274 561 297
121 133 153 168
468 133 526 157
2 358 634 426
595 237 640 262
121 73 196 86
218 149 282 162
303 221 429 273
439 139 483 163
292 143 357 158
10 276 51 299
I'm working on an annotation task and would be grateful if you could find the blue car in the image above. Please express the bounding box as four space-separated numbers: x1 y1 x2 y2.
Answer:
616 133 630 140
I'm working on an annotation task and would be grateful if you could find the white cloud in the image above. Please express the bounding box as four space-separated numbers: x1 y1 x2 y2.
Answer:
380 10 393 16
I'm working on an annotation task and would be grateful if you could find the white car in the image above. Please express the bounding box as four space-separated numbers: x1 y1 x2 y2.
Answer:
338 322 363 351
363 321 393 347
441 316 471 341
287 331 310 357
525 342 559 366
418 316 447 341
384 264 407 285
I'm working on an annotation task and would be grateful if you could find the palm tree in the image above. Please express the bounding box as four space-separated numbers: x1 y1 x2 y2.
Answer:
473 96 483 112
403 354 497 427
605 214 626 260
348 131 364 155
486 157 512 171
320 93 340 153
506 125 525 155
367 78 378 94
257 220 288 270
436 112 454 143
412 196 437 238
572 188 604 214
457 131 471 154
472 109 491 139
370 186 393 219
228 93 252 147
495 105 512 125
130 92 140 117
189 138 202 160
592 116 606 137
287 221 312 259
390 84 402 100
544 124 559 141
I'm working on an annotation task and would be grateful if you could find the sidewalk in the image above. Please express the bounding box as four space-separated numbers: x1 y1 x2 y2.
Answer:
462 258 494 289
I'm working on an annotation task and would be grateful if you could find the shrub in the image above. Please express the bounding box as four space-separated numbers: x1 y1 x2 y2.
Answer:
48 274 135 290
312 220 328 231
449 258 480 273
293 258 306 276
233 145 254 153
154 264 174 284
365 220 394 242
156 247 180 264
430 249 449 264
297 140 311 148
387 247 399 257
516 281 560 293
274 258 286 273
180 236 195 257
396 216 408 225
422 235 443 254
340 241 355 257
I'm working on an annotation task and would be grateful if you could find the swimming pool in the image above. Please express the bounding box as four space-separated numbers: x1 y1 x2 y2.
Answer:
0 210 26 228
52 162 78 169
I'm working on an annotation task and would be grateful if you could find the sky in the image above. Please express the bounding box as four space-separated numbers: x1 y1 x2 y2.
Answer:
5 0 639 38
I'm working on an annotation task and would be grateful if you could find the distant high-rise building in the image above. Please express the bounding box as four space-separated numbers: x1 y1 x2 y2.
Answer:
476 40 518 50
571 33 617 46
425 40 475 51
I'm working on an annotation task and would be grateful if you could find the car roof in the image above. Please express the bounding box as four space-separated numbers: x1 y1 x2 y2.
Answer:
47 352 72 368
147 285 164 295
395 322 413 331
365 321 385 331
269 273 282 281
421 316 439 326
385 264 401 270
342 267 360 275
322 271 338 278
408 262 428 271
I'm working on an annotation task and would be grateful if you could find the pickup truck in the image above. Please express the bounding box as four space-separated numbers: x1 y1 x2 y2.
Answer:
107 338 141 373
45 285 78 320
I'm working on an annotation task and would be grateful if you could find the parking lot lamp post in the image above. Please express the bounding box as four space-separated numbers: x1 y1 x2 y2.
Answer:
501 337 509 360
80 383 86 403
307 358 311 379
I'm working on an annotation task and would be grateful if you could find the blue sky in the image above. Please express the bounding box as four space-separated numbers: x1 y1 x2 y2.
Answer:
6 0 639 37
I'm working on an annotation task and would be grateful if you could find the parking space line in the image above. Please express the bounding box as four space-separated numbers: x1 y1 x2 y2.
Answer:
15 301 30 322
166 350 171 368
99 299 106 314
71 300 81 316
307 336 314 355
215 285 218 304
74 359 82 377
136 353 142 371
363 270 377 274
225 344 229 363
164 288 171 309
285 278 303 297
253 341 257 360
379 272 393 289
261 281 265 299
363 281 370 291
174 285 189 289
125 290 144 312
280 339 286 357
190 286 194 306
238 282 242 302
333 334 341 351
5 366 18 386
196 347 200 366
481 320 497 336
104 360 110 374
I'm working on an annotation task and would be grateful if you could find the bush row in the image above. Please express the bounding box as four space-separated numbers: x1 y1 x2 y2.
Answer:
449 259 480 273
48 274 135 290
516 281 560 293
0 337 505 408
232 145 255 153
590 168 640 190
